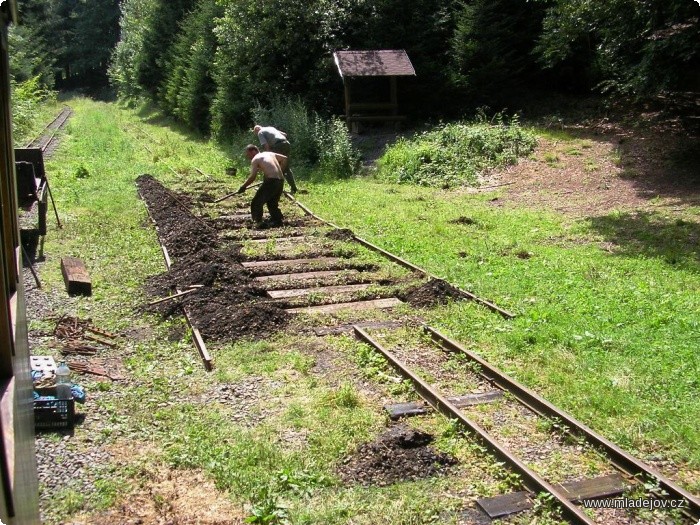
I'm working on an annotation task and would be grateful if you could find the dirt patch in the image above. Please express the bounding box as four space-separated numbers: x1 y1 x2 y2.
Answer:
137 175 289 341
400 278 465 307
492 126 700 218
450 216 479 226
72 466 243 525
325 228 355 241
338 424 457 486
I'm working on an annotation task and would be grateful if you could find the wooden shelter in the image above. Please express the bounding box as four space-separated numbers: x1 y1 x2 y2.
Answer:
333 50 416 131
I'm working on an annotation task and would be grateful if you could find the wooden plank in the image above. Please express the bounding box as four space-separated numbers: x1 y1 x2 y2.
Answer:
477 474 627 518
313 320 404 336
248 236 309 244
450 391 504 407
385 391 503 420
348 102 398 111
60 257 92 296
268 283 372 299
242 257 340 269
478 491 531 519
254 270 351 282
559 473 627 502
285 298 402 314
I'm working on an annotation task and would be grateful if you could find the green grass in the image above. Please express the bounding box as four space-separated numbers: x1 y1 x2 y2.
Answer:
301 179 700 469
33 96 698 524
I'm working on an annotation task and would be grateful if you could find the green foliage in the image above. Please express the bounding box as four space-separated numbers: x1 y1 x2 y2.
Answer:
246 486 289 525
534 0 700 97
314 116 361 181
10 0 120 90
161 0 222 133
251 97 360 180
450 0 546 102
377 114 537 188
10 76 56 144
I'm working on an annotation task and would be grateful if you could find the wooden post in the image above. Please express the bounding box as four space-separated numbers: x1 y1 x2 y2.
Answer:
390 77 398 116
344 78 352 130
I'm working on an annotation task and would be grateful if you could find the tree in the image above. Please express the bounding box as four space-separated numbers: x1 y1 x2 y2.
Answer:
449 0 547 104
534 0 700 98
161 0 223 133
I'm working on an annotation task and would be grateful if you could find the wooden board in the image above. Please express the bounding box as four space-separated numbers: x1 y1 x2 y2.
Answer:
477 473 627 518
254 270 353 282
61 257 92 296
285 298 402 314
249 236 309 244
385 391 503 420
268 283 372 299
242 257 341 269
313 320 404 336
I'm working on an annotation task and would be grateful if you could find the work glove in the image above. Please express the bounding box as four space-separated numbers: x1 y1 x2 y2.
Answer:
236 185 246 194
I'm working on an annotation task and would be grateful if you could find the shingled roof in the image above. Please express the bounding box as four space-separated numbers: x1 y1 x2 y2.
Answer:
333 50 416 78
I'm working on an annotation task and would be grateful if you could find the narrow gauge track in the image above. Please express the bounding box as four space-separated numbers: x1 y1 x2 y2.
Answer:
355 325 699 524
24 106 72 157
136 161 698 523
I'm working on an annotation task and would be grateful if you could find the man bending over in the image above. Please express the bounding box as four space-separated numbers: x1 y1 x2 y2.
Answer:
237 144 287 228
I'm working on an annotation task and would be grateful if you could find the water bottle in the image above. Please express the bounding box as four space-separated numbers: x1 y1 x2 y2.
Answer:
55 361 72 399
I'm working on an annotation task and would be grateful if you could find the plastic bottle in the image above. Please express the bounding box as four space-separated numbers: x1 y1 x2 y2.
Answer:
55 361 72 399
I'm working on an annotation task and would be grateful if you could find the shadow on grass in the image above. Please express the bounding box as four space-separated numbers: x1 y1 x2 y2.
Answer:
588 210 700 271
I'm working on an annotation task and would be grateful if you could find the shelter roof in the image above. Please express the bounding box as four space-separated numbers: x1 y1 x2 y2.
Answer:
333 50 416 78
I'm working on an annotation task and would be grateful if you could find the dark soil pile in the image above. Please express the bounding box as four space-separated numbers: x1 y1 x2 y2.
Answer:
400 278 465 307
136 175 217 259
326 228 356 241
338 425 457 486
136 174 289 341
450 216 478 226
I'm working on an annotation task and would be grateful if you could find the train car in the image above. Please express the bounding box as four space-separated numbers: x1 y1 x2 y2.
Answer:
0 1 42 523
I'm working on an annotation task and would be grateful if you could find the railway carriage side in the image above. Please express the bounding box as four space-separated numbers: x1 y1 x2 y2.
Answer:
0 1 41 523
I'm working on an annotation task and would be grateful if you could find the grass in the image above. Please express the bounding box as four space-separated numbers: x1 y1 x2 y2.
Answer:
300 179 700 470
31 96 699 524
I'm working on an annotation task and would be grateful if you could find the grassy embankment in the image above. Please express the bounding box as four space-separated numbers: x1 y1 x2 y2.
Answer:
34 97 698 524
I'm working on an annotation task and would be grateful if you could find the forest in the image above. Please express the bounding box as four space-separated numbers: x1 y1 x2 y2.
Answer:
7 1 700 524
10 0 700 140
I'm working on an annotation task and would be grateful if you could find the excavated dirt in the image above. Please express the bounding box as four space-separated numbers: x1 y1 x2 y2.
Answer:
325 228 356 241
338 424 457 486
400 278 466 307
137 175 289 341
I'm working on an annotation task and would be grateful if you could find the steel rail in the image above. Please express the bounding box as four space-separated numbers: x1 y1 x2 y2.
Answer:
353 325 595 525
423 324 700 520
137 187 213 371
26 106 72 151
288 196 514 318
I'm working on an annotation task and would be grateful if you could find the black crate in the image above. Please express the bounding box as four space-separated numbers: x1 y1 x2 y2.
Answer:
34 390 75 430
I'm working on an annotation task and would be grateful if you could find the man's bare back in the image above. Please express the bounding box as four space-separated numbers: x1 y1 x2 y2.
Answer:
250 151 287 180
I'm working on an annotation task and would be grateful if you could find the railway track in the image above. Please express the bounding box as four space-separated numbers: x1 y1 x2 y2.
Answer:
135 170 699 524
24 106 72 157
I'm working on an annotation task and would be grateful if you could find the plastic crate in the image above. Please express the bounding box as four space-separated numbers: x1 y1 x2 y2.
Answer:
34 388 75 430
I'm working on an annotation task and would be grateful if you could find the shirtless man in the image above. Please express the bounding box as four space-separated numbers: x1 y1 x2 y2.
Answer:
236 144 287 227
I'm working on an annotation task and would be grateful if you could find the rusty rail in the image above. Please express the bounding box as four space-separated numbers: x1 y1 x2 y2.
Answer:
423 324 700 521
353 324 595 525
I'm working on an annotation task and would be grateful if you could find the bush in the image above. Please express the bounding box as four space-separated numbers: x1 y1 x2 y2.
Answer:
252 96 360 181
376 113 537 187
11 76 56 145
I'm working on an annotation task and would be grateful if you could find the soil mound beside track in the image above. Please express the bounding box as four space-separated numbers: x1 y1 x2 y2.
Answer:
400 278 465 307
338 425 457 486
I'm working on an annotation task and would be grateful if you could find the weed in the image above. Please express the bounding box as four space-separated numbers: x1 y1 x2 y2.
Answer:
377 114 536 188
325 383 361 409
246 485 289 524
